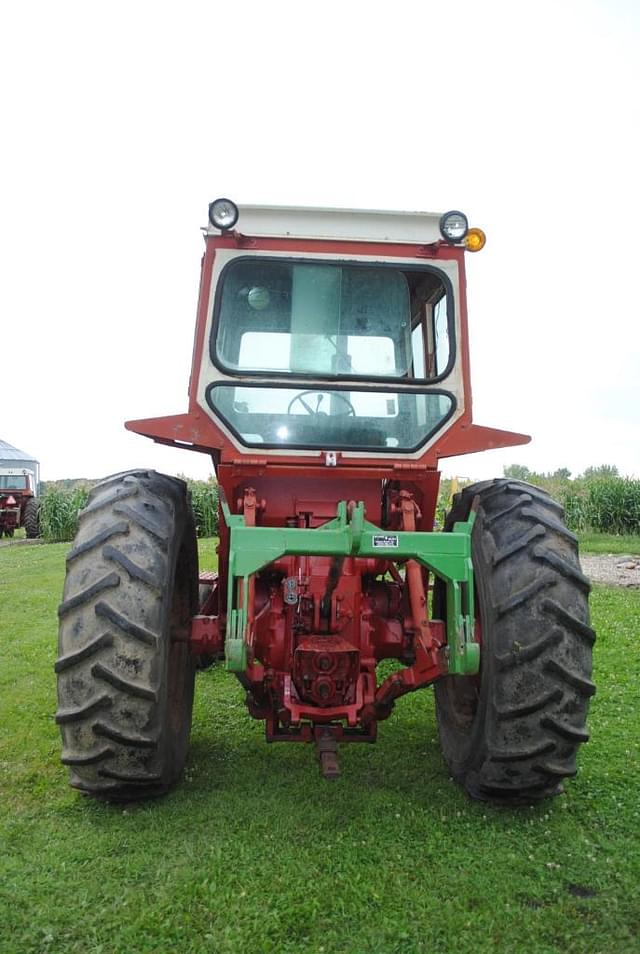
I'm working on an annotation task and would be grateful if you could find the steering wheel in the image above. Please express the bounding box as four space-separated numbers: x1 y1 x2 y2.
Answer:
287 390 356 416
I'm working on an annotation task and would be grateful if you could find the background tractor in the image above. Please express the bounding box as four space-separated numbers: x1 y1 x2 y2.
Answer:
0 468 40 538
57 200 594 802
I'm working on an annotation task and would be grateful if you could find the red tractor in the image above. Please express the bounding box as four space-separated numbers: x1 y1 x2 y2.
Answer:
0 468 40 538
56 201 594 802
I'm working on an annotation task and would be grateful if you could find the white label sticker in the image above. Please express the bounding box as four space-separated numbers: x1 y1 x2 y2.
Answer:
372 534 399 548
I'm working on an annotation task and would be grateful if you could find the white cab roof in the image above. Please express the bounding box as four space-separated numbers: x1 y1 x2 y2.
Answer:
206 204 446 244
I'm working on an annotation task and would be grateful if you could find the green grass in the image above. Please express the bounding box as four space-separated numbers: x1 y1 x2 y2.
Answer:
1 543 639 954
578 532 640 555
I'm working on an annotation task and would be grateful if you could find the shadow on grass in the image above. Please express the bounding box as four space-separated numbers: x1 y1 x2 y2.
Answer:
184 678 560 823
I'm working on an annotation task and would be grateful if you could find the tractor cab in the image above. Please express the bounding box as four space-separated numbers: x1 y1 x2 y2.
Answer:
208 255 453 453
0 468 35 492
128 202 527 471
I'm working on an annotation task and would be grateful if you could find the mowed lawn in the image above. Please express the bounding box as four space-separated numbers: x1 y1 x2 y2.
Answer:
0 540 639 954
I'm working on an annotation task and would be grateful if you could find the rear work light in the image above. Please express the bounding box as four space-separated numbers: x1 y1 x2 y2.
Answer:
439 210 468 243
208 198 239 231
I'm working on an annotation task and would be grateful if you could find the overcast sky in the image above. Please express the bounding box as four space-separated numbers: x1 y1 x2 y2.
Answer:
1 0 638 483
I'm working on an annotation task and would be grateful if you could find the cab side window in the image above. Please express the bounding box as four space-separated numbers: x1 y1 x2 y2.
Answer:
410 278 450 379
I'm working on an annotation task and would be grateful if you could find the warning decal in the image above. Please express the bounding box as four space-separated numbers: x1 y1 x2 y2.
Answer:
372 534 399 549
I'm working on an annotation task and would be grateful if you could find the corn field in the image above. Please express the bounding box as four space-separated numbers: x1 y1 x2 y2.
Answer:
39 479 219 543
36 473 640 544
40 487 89 543
438 474 640 536
185 479 219 537
560 477 640 534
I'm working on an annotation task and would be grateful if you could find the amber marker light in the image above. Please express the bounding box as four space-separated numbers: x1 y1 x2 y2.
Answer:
464 227 486 252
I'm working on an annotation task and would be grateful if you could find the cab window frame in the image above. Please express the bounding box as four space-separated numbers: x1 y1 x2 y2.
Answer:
209 256 457 386
205 380 457 454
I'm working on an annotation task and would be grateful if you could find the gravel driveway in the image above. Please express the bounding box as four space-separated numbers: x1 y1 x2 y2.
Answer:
580 554 640 587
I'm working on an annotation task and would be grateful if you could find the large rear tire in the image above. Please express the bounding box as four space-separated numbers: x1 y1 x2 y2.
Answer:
56 471 198 800
23 497 40 538
435 479 595 803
